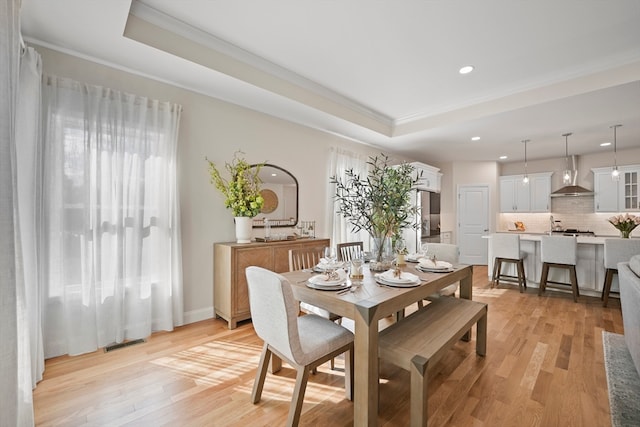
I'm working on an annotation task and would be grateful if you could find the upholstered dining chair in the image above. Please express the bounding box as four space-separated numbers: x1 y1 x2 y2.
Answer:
539 235 579 302
336 241 364 262
245 266 354 427
601 238 640 307
490 233 527 292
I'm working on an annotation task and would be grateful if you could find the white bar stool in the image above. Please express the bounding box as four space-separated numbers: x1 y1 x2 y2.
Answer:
602 238 640 307
539 235 579 302
490 234 527 293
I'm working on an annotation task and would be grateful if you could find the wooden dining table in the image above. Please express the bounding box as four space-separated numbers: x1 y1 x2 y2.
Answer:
282 263 474 427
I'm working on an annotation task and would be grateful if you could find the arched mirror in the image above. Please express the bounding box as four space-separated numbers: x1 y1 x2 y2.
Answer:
251 164 298 228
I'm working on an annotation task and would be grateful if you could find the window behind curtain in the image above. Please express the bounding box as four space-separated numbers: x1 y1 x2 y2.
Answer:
41 76 183 357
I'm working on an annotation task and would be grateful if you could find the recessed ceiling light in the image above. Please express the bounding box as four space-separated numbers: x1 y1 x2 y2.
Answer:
499 155 508 160
600 142 612 147
471 136 481 141
459 65 474 74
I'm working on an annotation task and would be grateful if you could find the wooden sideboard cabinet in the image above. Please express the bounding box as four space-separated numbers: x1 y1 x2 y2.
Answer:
214 238 330 329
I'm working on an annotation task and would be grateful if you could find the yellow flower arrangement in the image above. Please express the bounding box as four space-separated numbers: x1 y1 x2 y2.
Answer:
206 151 264 217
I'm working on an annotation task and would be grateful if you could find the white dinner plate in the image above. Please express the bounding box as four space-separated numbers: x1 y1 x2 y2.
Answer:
306 281 349 291
416 265 454 273
378 269 420 284
374 275 421 288
418 259 453 270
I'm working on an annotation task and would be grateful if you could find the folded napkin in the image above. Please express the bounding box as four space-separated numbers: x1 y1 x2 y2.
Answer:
309 268 347 285
379 269 419 283
418 259 453 269
316 258 344 271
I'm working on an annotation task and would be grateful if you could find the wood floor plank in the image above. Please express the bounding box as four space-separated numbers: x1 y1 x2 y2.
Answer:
33 266 621 426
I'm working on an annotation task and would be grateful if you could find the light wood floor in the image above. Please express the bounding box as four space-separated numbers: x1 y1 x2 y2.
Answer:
33 266 624 426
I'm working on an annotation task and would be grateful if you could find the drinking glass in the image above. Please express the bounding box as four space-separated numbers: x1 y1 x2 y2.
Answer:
324 246 337 265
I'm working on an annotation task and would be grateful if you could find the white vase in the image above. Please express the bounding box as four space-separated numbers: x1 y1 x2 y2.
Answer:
234 217 253 243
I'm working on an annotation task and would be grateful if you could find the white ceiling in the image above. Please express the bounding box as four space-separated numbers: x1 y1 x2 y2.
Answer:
20 0 640 164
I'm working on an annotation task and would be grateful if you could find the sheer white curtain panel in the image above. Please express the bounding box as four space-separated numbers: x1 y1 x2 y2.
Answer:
41 76 184 357
1 0 36 424
16 47 45 388
326 147 371 249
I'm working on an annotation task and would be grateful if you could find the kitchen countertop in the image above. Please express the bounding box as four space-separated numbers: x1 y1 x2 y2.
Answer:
490 232 637 245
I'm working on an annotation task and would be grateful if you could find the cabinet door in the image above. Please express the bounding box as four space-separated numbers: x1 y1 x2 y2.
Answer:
530 174 551 212
500 177 517 212
234 247 273 317
594 170 619 212
620 169 639 211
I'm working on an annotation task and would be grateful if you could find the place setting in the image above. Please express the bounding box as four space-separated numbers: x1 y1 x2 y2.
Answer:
374 266 422 288
415 256 454 273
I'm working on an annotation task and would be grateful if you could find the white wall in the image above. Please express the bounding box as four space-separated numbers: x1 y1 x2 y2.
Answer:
34 45 414 324
434 161 499 244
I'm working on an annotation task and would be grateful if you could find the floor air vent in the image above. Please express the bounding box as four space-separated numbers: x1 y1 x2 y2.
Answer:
104 338 146 353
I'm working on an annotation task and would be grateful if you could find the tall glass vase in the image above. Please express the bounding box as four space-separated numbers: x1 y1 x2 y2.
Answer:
370 236 393 271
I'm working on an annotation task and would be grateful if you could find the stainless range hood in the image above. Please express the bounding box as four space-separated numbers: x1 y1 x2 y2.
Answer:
550 155 594 197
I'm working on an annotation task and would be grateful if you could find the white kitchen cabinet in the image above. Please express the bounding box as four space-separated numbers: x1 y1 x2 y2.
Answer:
410 162 442 192
499 172 551 213
529 173 553 212
620 168 639 211
499 175 530 212
592 165 640 212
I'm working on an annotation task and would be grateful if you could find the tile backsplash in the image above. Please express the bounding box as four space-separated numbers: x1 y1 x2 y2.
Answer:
498 197 638 237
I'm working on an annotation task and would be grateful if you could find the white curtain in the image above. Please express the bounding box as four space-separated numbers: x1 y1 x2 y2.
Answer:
1 0 36 424
16 46 45 388
41 76 184 357
326 147 372 249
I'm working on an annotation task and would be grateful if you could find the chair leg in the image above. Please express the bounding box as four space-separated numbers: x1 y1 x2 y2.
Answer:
539 263 550 296
252 343 272 404
492 259 501 288
516 259 526 293
569 265 579 302
345 347 354 401
602 269 616 308
287 366 311 427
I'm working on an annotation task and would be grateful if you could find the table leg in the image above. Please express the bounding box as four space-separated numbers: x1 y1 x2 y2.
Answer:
354 301 379 427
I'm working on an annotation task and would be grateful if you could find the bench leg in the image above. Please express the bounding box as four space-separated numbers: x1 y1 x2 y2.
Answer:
410 356 429 427
476 310 487 357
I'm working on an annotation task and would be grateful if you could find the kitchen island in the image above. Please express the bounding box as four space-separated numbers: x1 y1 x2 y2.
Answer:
486 233 632 297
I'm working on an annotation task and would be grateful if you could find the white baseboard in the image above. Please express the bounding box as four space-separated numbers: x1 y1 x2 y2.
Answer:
183 306 214 325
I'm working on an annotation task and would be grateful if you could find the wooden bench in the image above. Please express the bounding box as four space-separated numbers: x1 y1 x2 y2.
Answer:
379 296 488 427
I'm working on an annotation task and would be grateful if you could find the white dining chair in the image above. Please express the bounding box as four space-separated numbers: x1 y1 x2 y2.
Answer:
601 238 640 307
539 235 579 302
490 233 527 293
245 266 354 427
336 241 364 262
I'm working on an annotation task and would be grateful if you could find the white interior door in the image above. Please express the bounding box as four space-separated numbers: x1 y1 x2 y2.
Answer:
457 185 489 265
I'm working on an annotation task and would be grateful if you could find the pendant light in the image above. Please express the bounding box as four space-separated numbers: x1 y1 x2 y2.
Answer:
562 133 572 185
522 139 530 184
611 124 622 181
